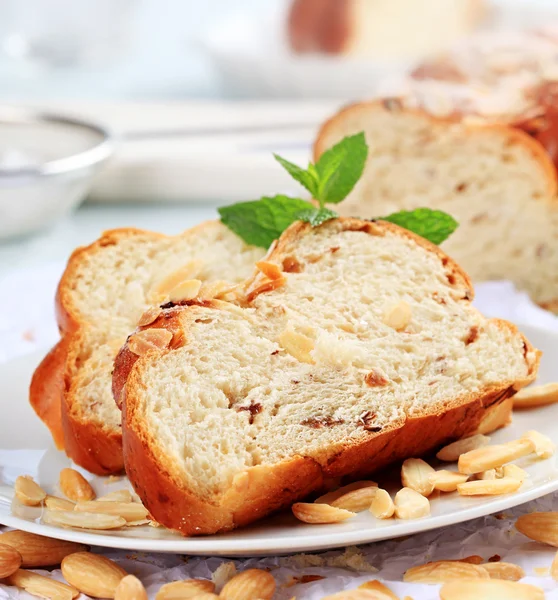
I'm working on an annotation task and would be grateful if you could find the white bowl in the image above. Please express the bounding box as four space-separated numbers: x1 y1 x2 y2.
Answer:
0 106 113 239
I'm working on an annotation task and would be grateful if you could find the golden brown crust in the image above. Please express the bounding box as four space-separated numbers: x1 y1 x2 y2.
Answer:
118 217 539 535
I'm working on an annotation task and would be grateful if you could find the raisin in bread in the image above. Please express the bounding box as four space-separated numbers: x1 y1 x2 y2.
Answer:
113 217 538 535
314 101 558 312
30 222 264 475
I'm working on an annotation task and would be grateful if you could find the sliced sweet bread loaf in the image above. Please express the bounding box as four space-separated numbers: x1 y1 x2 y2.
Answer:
114 217 538 535
30 222 264 474
314 101 558 311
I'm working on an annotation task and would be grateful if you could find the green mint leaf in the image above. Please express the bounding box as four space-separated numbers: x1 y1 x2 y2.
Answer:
381 208 458 245
218 195 313 248
274 154 318 197
297 207 338 227
314 132 368 205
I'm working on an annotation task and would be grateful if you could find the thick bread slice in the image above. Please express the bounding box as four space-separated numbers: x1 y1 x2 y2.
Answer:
115 217 539 535
30 222 264 474
314 101 558 311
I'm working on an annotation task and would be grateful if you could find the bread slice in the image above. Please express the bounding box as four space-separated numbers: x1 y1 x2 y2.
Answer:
114 217 538 535
314 101 558 312
30 222 264 474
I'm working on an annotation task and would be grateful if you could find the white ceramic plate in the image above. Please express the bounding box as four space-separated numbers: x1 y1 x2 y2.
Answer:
0 323 557 556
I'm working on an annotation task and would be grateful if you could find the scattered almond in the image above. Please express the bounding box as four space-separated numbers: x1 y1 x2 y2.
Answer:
476 469 497 480
502 464 527 483
429 470 469 492
255 261 283 280
43 509 126 530
150 261 204 300
169 279 202 302
404 560 489 583
359 579 399 599
278 329 315 364
323 592 393 600
457 477 521 496
383 301 411 331
394 487 430 519
115 575 148 600
516 512 558 546
220 568 276 600
0 530 87 567
245 277 285 303
137 306 162 327
155 579 215 599
59 468 95 502
458 439 534 474
369 488 395 519
62 552 127 598
7 569 79 600
331 486 379 512
97 489 134 503
522 430 556 459
439 579 544 600
482 561 525 581
401 458 435 497
198 280 236 301
436 434 490 462
128 328 173 356
0 543 21 578
211 562 236 591
552 550 558 580
14 475 46 506
292 502 355 524
75 500 149 522
513 382 558 409
45 496 76 511
316 481 377 505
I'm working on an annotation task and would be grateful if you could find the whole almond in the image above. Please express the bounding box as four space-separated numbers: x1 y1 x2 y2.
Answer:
383 301 411 330
59 468 95 502
439 579 544 600
458 439 534 474
0 530 87 567
45 496 76 511
316 481 377 505
0 543 21 578
522 430 556 459
75 500 148 522
292 503 355 524
155 579 215 599
62 552 127 598
369 488 395 519
331 486 379 512
43 509 126 530
394 487 430 519
401 458 435 497
513 382 558 409
436 434 490 462
457 478 522 496
429 470 469 492
516 512 558 546
482 561 525 581
14 475 46 506
404 560 489 583
7 569 79 600
115 575 148 600
551 549 558 580
358 579 398 599
220 569 276 600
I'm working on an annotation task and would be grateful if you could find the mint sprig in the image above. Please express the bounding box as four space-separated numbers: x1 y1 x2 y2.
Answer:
218 132 458 248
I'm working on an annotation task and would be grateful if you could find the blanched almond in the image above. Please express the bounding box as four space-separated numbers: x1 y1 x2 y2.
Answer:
458 439 534 474
75 500 148 522
97 489 134 503
436 434 490 462
404 560 489 583
358 579 398 599
551 549 558 580
7 569 79 600
502 464 527 482
255 261 283 280
401 458 435 497
369 489 395 519
476 469 497 480
45 495 76 511
429 470 469 492
220 569 276 600
522 430 556 459
169 279 202 302
439 580 544 600
516 512 558 546
482 561 525 581
0 530 86 567
115 575 148 600
0 543 21 578
316 481 377 505
128 328 173 356
331 486 379 512
155 579 215 599
59 468 95 501
43 509 126 530
457 478 521 496
394 487 430 519
278 329 315 364
383 301 411 331
62 552 127 598
137 306 162 327
292 503 355 524
14 475 46 506
513 382 558 409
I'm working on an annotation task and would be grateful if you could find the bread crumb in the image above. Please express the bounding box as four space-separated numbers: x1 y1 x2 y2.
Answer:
211 561 237 591
281 547 377 573
534 567 550 576
22 329 35 342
